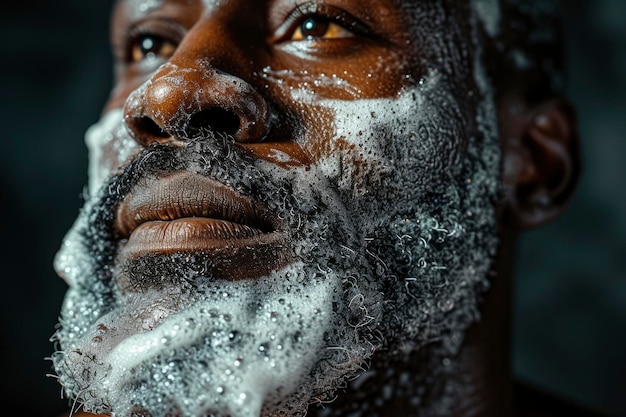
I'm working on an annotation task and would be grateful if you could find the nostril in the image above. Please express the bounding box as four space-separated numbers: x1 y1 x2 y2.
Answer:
188 108 241 137
132 116 170 139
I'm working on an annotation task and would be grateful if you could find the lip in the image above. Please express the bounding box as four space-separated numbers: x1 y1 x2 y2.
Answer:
115 171 290 280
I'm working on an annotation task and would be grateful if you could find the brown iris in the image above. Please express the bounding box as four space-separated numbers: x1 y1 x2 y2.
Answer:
130 35 177 63
291 17 352 41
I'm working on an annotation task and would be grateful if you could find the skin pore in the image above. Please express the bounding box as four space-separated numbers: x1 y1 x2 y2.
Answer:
51 0 580 416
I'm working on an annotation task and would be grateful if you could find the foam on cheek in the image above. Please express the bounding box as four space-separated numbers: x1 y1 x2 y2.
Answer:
85 109 139 198
309 75 439 195
94 264 337 416
258 67 364 99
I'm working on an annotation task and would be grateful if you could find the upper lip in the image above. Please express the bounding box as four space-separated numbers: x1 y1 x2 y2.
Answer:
115 172 279 238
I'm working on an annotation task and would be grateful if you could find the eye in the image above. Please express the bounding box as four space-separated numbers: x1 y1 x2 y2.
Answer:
291 17 353 41
273 3 369 45
127 33 177 64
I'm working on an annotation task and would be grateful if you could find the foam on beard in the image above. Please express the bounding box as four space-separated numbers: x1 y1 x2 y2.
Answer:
60 263 341 417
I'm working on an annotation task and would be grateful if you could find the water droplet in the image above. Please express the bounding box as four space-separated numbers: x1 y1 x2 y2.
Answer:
237 392 251 405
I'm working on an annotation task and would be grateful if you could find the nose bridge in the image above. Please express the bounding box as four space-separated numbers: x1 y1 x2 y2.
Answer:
123 21 270 145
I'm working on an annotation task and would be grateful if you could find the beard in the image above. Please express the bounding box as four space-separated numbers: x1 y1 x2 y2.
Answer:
50 80 500 416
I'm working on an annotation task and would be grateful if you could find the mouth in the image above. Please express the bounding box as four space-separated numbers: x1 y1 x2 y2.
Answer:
115 171 290 281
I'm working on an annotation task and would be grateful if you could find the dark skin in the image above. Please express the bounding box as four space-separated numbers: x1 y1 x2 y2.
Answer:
106 0 413 161
57 0 585 416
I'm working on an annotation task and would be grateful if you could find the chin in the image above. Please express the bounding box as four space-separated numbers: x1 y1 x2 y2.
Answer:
58 262 379 416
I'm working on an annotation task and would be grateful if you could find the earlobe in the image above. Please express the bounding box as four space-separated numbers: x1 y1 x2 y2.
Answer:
500 97 581 230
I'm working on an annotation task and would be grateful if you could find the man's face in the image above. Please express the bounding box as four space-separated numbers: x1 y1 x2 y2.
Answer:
52 1 501 416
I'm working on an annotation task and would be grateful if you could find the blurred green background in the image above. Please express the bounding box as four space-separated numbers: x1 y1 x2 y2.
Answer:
0 1 624 416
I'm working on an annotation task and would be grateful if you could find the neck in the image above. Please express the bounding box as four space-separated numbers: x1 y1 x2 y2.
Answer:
310 234 517 417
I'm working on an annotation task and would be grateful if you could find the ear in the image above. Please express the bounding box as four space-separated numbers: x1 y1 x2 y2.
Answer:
499 95 581 230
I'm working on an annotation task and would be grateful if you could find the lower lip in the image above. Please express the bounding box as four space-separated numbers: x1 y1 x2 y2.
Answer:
118 217 290 281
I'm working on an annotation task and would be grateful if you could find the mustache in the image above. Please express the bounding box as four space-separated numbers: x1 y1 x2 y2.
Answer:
122 134 244 187
93 131 265 225
82 133 278 286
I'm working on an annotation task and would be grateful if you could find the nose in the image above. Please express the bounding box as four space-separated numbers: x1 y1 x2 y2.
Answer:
123 62 271 145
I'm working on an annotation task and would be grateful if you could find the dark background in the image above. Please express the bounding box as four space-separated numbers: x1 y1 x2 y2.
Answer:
1 1 624 416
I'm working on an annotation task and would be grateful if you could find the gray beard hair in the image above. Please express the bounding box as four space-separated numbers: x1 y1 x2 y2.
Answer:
51 85 500 417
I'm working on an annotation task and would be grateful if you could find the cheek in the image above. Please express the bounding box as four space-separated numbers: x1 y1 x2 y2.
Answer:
85 109 141 197
295 83 468 199
314 110 390 197
286 99 387 197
